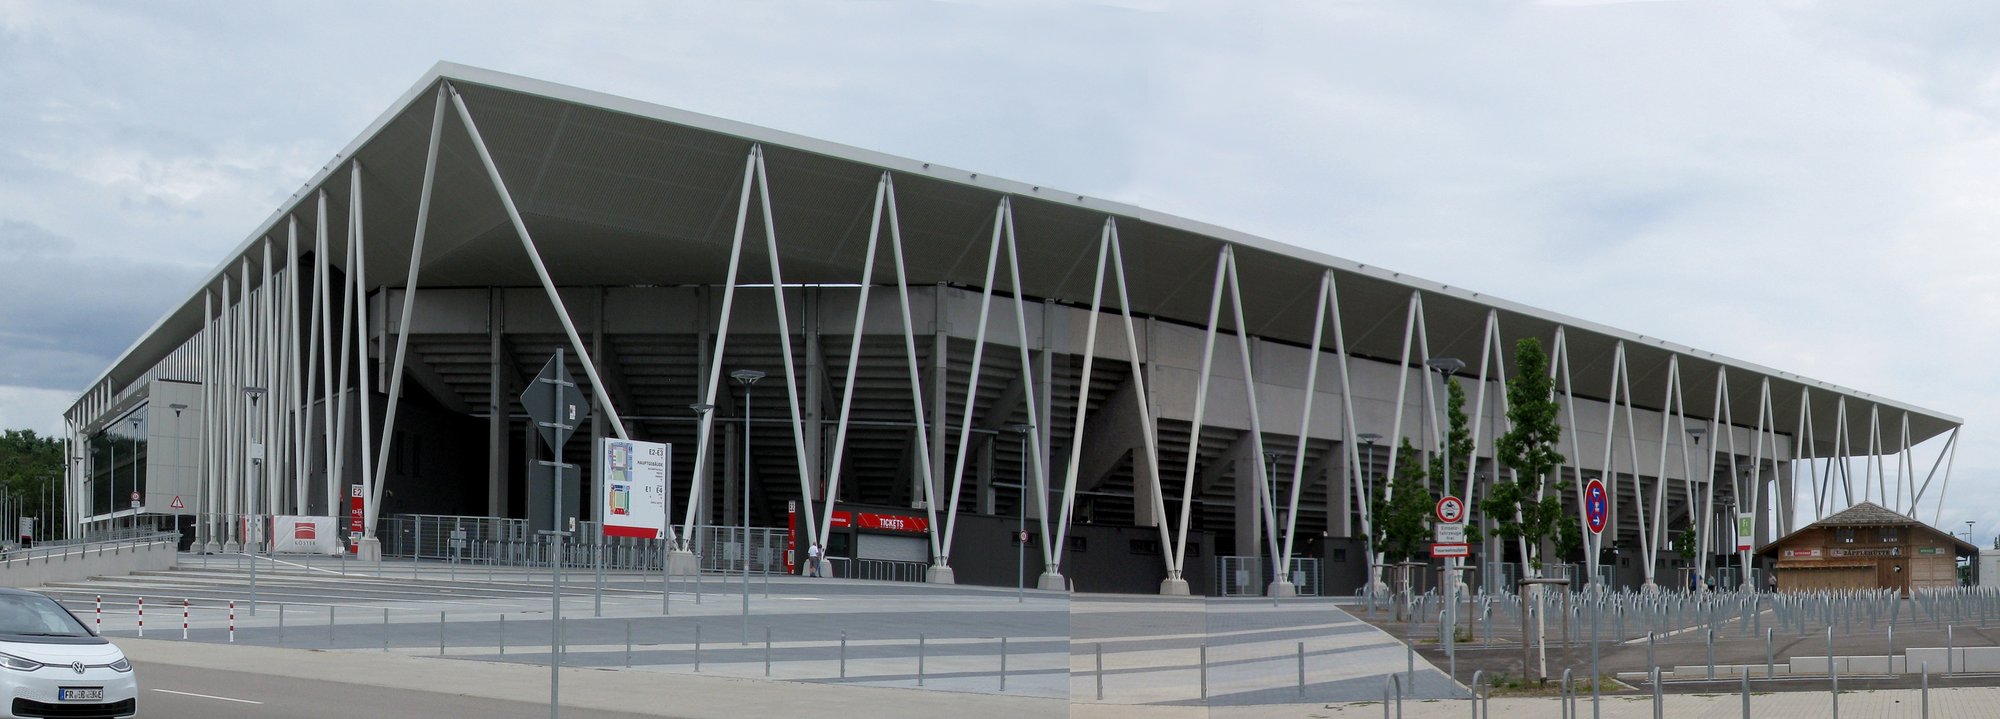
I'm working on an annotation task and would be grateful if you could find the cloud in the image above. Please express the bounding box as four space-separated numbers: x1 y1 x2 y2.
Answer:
0 1 1991 538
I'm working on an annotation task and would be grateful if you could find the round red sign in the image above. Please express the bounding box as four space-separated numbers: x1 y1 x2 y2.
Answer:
1435 495 1464 524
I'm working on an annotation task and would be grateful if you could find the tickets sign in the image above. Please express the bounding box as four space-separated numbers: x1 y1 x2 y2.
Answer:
598 439 670 539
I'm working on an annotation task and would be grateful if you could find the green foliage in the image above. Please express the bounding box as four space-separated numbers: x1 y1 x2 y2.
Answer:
1430 377 1481 544
0 429 63 521
1371 439 1435 563
1477 338 1570 571
1672 525 1697 561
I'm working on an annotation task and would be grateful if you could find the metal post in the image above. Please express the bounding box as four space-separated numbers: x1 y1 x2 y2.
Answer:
625 621 632 667
733 368 762 647
1765 628 1773 678
764 626 771 677
1922 660 1929 719
838 630 845 680
1198 642 1206 699
278 603 285 645
500 614 505 656
439 611 445 655
382 608 388 651
1096 642 1104 701
1297 641 1306 697
1706 629 1715 680
1650 667 1662 719
695 624 702 673
918 632 926 686
1740 670 1749 719
1948 624 1954 674
1647 631 1655 672
1001 635 1010 692
328 605 335 646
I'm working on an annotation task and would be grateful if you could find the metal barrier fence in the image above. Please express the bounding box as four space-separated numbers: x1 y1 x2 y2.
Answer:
376 514 790 574
695 527 788 574
0 531 179 566
852 558 929 582
1215 556 1323 596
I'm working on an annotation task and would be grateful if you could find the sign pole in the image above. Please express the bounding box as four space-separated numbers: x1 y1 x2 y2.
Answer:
550 347 564 719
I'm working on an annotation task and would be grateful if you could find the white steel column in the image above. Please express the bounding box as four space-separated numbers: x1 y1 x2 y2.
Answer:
1273 269 1334 598
1102 224 1172 588
677 148 757 561
330 183 358 544
351 163 377 554
369 85 449 535
445 84 628 440
816 173 889 577
880 177 944 571
749 147 824 561
1168 248 1229 584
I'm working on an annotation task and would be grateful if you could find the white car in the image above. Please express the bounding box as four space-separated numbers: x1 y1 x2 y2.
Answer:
0 589 135 718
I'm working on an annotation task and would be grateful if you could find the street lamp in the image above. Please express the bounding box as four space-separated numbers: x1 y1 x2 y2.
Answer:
1424 356 1463 677
1358 432 1383 603
1685 426 1706 592
244 386 266 615
127 418 141 538
1008 423 1033 603
169 403 187 551
729 369 764 645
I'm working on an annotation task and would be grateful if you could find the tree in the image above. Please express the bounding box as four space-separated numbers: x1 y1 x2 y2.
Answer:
0 429 65 533
1372 439 1435 564
1475 337 1569 683
1430 377 1481 544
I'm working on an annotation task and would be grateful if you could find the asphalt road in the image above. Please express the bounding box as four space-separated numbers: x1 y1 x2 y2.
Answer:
133 660 668 719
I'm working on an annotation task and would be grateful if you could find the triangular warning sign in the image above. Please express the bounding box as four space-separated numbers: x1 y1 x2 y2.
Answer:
169 496 184 509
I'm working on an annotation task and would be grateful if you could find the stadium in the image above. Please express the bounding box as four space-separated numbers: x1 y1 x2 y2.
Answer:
60 63 1962 596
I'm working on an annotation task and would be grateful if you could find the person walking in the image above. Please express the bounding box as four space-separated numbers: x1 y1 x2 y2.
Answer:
805 543 822 577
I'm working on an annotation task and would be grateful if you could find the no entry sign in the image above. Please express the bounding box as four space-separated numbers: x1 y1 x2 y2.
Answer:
1584 478 1608 535
1435 495 1465 525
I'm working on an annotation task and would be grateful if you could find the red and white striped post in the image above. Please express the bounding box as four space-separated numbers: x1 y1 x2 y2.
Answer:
137 597 144 638
228 600 236 643
93 595 101 633
181 599 189 640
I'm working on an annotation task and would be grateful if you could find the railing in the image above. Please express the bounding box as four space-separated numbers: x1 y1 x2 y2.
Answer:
853 558 929 582
1215 556 1323 596
0 531 178 567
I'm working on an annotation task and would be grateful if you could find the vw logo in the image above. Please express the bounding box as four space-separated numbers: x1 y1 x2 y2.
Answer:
70 661 83 674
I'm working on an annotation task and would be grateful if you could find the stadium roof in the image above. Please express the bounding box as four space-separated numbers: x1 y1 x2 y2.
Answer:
77 62 1960 452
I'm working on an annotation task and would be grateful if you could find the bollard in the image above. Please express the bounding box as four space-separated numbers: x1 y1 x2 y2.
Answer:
1948 625 1954 674
1560 668 1573 719
1383 676 1392 719
764 626 771 677
94 595 100 634
1647 631 1655 672
625 621 633 668
696 625 703 673
837 630 845 680
1469 669 1482 719
438 611 445 656
1407 640 1416 693
1650 667 1663 719
499 614 505 656
1766 628 1774 678
1740 670 1750 719
1393 673 1403 719
1922 660 1930 719
227 600 235 643
1198 642 1206 699
1096 642 1104 701
1707 629 1715 680
328 605 335 646
137 597 144 638
279 603 286 645
382 608 389 652
1001 636 1010 692
918 633 926 686
1297 641 1306 697
1888 625 1894 672
1830 627 1839 719
181 599 188 640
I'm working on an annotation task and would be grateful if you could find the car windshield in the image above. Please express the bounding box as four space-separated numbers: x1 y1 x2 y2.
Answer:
0 594 88 637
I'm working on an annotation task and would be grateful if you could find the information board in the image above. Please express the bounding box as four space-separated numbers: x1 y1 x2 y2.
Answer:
598 439 670 539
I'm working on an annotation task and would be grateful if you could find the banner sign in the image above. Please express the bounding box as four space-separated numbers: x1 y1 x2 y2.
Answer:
349 485 365 554
1431 543 1470 558
1434 523 1465 544
273 516 339 555
1831 547 1901 558
598 439 670 539
1736 512 1754 551
786 506 932 573
1784 548 1822 558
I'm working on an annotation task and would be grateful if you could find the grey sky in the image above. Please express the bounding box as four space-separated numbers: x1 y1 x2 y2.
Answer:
0 1 1993 540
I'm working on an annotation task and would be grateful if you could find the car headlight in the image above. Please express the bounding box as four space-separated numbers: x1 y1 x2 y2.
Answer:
0 653 41 672
108 657 130 673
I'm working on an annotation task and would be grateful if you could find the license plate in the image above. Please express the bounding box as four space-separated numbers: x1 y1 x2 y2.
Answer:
58 687 103 702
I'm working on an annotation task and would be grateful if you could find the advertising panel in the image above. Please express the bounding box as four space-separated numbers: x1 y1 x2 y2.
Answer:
598 439 670 539
272 516 339 554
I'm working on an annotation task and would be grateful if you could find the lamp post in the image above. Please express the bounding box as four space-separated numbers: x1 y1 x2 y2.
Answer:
1686 426 1706 592
169 403 187 551
730 369 764 646
128 418 141 538
243 386 266 615
1425 356 1464 675
1358 432 1384 601
1008 423 1033 603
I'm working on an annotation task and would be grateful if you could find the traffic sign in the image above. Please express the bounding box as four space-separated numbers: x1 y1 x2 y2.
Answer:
1431 543 1470 558
1434 522 1465 544
1435 495 1465 525
1584 478 1608 535
129 491 140 502
168 496 184 509
521 351 588 451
